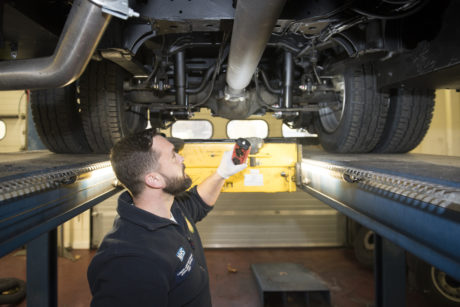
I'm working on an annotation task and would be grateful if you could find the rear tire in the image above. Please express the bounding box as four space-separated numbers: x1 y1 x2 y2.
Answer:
373 88 435 153
79 60 148 153
353 226 374 269
31 85 91 153
415 260 460 306
315 64 389 153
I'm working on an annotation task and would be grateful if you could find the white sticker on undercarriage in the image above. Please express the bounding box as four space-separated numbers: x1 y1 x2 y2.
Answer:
244 169 263 186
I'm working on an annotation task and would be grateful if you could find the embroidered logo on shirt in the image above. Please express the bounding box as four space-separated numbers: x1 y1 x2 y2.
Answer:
176 254 194 283
176 247 186 262
184 217 194 234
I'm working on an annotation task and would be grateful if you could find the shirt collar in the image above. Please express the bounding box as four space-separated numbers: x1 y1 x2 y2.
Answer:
117 191 175 231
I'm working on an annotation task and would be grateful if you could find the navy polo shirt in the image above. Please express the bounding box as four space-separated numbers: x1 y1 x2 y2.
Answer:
87 186 213 306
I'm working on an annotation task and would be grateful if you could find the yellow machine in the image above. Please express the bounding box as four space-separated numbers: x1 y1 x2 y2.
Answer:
181 142 298 192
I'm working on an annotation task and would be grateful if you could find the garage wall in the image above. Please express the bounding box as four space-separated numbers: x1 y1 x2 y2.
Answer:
411 89 460 156
91 190 346 248
197 191 346 248
63 211 91 249
91 192 120 248
0 91 27 152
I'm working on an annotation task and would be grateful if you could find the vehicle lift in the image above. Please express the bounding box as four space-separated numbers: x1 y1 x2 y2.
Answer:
300 149 460 307
0 151 119 306
0 148 459 306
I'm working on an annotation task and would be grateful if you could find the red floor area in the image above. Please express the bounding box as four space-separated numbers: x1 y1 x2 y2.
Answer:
0 247 430 307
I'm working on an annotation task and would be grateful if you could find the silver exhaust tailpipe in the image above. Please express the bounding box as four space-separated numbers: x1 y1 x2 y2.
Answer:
0 0 111 90
226 0 286 95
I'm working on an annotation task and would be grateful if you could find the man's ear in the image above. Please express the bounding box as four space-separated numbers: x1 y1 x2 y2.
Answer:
145 172 165 189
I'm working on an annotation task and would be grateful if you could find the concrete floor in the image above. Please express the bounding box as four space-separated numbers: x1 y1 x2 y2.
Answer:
0 247 432 307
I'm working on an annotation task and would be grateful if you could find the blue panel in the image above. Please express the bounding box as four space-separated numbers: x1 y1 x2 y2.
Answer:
301 174 460 281
0 168 120 257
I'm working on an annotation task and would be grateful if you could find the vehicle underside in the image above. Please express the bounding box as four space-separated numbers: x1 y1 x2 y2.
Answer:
0 0 457 153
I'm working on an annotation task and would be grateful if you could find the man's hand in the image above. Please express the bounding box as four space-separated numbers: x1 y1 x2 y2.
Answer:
197 151 247 206
217 150 248 179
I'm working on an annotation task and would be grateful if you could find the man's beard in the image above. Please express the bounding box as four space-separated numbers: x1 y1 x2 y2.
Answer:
161 170 192 196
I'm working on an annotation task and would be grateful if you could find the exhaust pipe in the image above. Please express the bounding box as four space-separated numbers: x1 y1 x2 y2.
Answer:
225 0 286 96
0 0 111 90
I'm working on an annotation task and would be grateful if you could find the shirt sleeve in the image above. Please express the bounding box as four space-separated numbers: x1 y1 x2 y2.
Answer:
175 186 213 223
89 256 170 307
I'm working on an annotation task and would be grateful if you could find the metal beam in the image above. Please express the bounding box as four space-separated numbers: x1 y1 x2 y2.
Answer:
300 153 460 281
375 0 460 90
0 155 120 257
0 153 121 306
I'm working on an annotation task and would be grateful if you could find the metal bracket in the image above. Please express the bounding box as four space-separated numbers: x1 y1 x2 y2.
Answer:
90 0 139 20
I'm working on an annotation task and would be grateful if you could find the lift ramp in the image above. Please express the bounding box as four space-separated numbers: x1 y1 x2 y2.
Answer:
0 151 120 306
0 151 119 257
300 148 460 306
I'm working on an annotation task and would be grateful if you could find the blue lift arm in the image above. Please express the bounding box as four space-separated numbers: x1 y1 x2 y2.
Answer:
0 151 121 307
300 150 460 307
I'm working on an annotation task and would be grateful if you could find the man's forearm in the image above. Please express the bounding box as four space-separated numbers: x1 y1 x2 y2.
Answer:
196 172 226 207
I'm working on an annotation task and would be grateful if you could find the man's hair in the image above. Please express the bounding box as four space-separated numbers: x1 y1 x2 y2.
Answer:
110 129 160 197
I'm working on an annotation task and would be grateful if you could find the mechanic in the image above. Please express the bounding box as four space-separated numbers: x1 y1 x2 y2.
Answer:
87 128 247 306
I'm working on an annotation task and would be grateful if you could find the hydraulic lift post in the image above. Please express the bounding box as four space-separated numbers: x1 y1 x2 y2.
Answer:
375 235 406 307
27 231 58 307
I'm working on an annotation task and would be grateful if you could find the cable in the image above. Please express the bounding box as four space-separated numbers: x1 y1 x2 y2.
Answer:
189 31 231 108
253 70 319 112
143 36 165 86
259 70 281 95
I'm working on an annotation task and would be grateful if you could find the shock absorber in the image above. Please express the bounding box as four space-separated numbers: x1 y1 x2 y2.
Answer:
283 51 293 109
174 51 187 107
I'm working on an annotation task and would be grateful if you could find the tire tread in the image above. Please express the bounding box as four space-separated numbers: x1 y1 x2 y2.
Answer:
317 64 389 153
30 85 91 153
79 61 124 153
374 88 435 153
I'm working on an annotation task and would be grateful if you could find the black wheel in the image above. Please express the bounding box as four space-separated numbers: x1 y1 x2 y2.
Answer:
373 88 435 153
353 226 374 269
0 278 26 305
315 64 389 153
416 260 460 306
31 84 92 153
79 60 149 153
